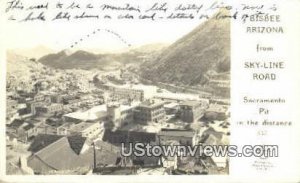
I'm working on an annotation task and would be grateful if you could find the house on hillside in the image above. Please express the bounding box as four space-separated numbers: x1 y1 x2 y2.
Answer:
7 119 38 142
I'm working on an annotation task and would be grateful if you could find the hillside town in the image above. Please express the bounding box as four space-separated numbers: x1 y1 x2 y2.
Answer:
6 57 230 175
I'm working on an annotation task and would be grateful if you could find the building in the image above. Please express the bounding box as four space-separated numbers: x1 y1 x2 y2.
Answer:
157 128 196 146
7 119 38 142
102 129 156 145
56 123 74 136
179 100 207 123
46 94 63 103
27 135 91 174
63 104 107 123
154 92 209 103
65 99 82 108
63 102 140 128
134 99 166 124
107 102 140 128
35 103 63 116
200 127 225 146
26 101 44 116
164 102 180 115
6 99 19 124
33 93 45 102
109 84 157 102
69 122 102 139
204 104 229 120
197 127 228 170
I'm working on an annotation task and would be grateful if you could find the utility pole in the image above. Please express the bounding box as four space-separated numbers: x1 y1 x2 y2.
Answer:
92 142 96 169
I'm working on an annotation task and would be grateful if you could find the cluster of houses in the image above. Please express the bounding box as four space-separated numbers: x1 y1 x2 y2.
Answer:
6 81 230 175
22 126 228 175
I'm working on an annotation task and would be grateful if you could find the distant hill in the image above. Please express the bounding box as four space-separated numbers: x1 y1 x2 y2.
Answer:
139 9 230 86
38 43 167 70
10 45 55 59
129 43 167 53
6 51 45 85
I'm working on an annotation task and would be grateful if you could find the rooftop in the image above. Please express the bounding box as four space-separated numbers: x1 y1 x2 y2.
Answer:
206 104 228 113
9 119 24 128
180 100 202 107
70 122 99 132
64 104 107 121
23 123 35 131
164 102 179 109
9 119 35 131
154 92 208 102
138 99 165 108
64 102 140 121
102 129 156 144
28 137 88 171
110 84 157 91
39 103 63 108
157 128 195 138
200 127 224 144
118 102 140 111
27 134 62 153
27 135 119 173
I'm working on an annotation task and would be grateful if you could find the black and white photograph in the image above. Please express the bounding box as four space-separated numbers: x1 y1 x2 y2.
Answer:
5 8 230 175
1 0 300 182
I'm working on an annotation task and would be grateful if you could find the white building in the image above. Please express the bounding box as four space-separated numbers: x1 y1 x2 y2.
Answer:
63 102 140 128
107 101 140 128
108 84 157 101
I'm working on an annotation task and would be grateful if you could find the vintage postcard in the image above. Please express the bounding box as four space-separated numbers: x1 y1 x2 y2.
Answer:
0 0 299 182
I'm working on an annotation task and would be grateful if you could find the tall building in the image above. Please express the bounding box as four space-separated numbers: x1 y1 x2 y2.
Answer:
134 99 166 124
107 102 140 128
179 100 206 123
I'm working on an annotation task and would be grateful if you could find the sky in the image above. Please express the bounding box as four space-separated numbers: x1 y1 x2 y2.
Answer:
5 20 206 52
4 0 237 52
3 0 281 53
3 0 223 53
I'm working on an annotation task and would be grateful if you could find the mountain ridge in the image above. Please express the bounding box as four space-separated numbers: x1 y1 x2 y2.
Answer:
37 43 168 70
139 9 231 86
